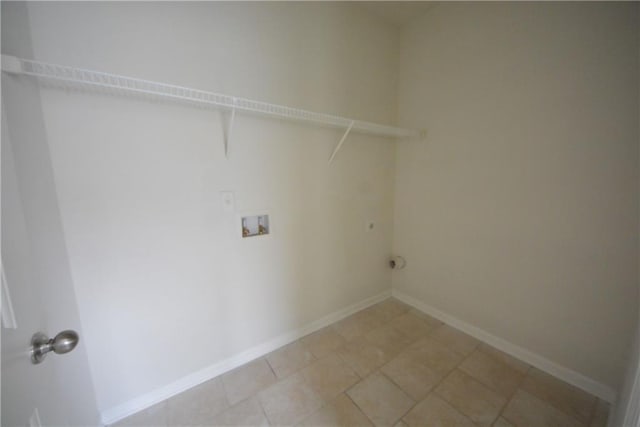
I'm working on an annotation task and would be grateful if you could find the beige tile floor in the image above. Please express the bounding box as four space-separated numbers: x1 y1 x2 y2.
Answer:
112 298 610 427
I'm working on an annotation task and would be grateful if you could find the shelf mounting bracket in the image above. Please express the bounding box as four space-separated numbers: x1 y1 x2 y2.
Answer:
223 100 237 159
328 120 355 165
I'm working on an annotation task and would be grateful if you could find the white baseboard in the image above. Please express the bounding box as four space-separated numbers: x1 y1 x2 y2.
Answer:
100 289 392 426
392 289 617 404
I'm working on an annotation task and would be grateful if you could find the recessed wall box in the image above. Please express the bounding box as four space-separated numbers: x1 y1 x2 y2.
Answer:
241 214 270 238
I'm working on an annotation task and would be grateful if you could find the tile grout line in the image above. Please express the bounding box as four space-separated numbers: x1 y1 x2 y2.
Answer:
256 393 272 427
493 365 533 426
584 389 600 427
264 356 279 382
388 317 481 425
330 330 382 427
344 386 378 427
237 358 279 426
293 370 339 427
454 345 536 425
290 342 358 426
220 375 234 415
376 314 476 425
427 343 483 423
220 380 232 419
378 368 418 424
338 305 418 427
509 372 596 427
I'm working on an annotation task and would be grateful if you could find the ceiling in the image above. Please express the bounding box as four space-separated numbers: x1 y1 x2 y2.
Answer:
357 2 436 27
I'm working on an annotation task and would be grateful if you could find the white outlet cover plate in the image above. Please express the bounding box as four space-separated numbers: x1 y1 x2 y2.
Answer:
220 191 235 213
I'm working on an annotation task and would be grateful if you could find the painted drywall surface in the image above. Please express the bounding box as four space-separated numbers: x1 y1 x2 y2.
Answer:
21 2 398 411
612 325 640 426
1 2 100 425
612 19 640 425
394 2 639 391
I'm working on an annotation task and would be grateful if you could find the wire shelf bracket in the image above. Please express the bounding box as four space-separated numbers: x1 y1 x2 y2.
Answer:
1 55 425 161
328 120 355 165
223 104 237 159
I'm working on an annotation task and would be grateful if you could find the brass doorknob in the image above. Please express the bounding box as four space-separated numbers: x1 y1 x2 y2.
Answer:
30 330 79 364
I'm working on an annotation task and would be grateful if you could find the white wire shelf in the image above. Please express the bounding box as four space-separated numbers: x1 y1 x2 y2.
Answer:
1 55 423 140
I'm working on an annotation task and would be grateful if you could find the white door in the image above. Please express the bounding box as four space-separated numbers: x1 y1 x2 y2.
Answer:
1 81 100 427
1 3 99 424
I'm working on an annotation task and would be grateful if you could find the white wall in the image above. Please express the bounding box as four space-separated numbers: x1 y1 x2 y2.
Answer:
19 2 399 415
612 34 640 427
394 2 639 395
613 324 640 426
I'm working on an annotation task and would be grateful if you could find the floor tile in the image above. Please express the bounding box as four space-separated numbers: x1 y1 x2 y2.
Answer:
590 399 609 427
337 337 393 378
369 299 411 323
381 351 443 401
408 308 443 326
389 312 439 341
492 417 515 427
347 372 415 427
365 325 413 358
258 372 323 426
403 394 476 427
222 358 277 405
478 344 530 375
267 341 315 379
333 311 384 342
459 350 524 397
113 303 606 427
521 368 596 424
301 327 347 359
502 389 584 427
167 377 229 426
435 370 506 427
111 401 168 427
302 353 360 401
210 397 269 427
430 324 479 357
299 394 373 427
403 337 463 376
